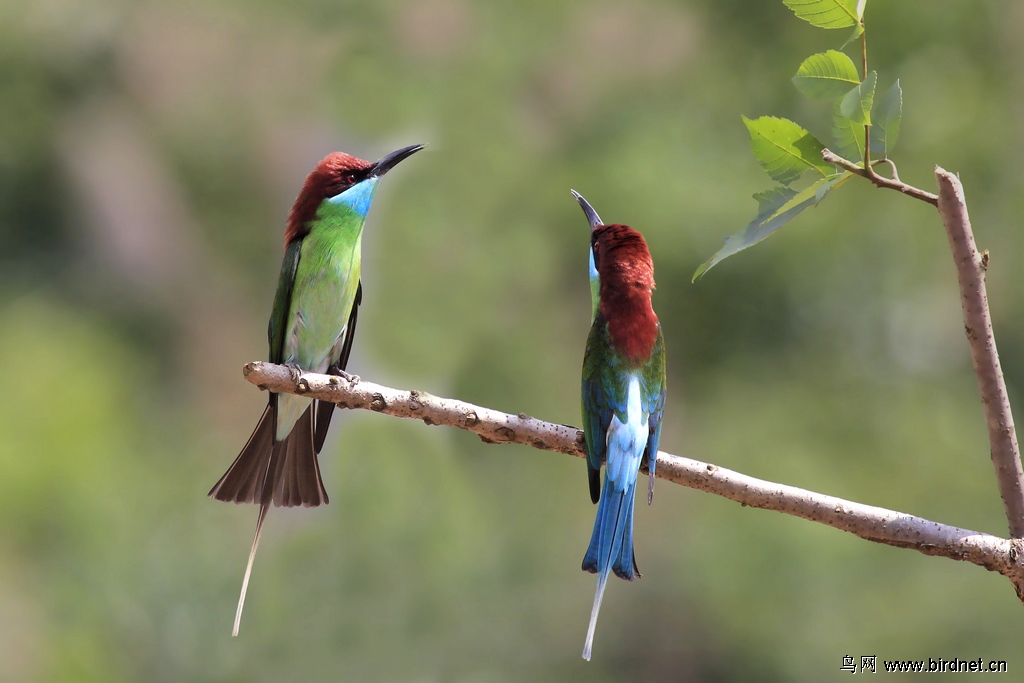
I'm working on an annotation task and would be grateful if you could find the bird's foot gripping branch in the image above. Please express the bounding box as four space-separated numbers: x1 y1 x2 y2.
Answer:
243 361 1024 604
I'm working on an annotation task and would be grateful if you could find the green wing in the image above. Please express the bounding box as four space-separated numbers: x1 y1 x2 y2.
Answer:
268 239 303 365
581 316 618 504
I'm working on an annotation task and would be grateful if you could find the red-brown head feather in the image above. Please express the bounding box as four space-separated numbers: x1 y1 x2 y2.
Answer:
284 152 375 246
594 224 659 363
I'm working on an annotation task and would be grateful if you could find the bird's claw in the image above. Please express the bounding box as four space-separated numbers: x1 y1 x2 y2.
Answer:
327 364 360 385
284 362 303 383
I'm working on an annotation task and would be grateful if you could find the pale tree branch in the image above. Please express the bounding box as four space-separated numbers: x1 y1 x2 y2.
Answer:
243 361 1024 602
936 167 1024 538
819 149 1024 543
822 148 939 205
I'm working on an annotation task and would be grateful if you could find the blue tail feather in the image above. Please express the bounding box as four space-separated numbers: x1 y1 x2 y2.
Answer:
614 488 638 580
581 476 639 659
582 477 639 579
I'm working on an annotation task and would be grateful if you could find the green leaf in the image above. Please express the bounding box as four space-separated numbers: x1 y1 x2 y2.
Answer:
693 172 853 280
761 172 852 224
832 101 865 161
783 0 859 29
870 79 902 158
743 116 832 184
839 70 876 125
792 50 861 100
841 22 864 48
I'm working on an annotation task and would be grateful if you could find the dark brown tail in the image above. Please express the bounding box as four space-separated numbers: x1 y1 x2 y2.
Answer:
210 400 328 635
209 401 328 507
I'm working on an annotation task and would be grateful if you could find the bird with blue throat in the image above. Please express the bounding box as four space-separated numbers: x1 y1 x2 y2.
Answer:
571 191 667 661
210 143 424 635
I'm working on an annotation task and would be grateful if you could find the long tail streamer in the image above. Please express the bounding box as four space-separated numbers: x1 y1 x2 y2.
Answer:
583 570 610 661
233 504 268 637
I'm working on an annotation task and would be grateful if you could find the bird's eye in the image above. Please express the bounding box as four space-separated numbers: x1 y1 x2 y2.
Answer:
344 172 358 185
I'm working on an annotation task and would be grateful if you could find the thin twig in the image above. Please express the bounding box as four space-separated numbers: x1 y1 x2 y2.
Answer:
822 148 938 205
878 158 900 183
860 23 873 178
243 361 1024 600
936 167 1024 538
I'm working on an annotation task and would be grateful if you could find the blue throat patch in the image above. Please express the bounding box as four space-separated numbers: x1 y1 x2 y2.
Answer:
328 177 380 217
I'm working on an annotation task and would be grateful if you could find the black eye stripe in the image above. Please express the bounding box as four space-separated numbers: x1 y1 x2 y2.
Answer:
329 171 364 196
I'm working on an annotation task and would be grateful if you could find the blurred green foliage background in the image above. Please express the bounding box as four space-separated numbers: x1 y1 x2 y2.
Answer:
2 0 1024 680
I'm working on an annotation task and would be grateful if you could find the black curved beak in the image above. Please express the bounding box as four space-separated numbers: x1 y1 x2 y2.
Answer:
372 144 426 177
570 189 603 230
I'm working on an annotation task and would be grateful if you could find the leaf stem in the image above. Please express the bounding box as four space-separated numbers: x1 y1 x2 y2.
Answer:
860 19 873 177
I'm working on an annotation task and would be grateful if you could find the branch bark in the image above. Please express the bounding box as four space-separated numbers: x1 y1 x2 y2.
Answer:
244 361 1024 601
936 167 1024 538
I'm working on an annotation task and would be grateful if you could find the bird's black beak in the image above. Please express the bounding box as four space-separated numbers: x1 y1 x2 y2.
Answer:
372 144 426 177
571 189 603 230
